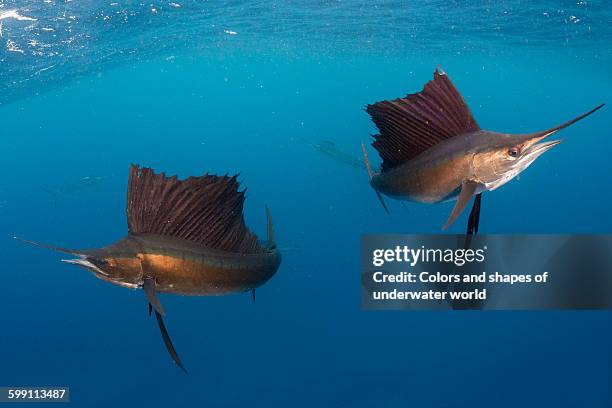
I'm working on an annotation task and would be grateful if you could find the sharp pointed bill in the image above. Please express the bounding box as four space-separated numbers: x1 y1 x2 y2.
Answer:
363 68 604 229
522 103 604 141
14 236 84 256
18 164 282 372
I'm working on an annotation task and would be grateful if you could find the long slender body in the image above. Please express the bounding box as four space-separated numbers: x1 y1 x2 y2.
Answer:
371 131 482 203
364 69 604 230
21 164 282 372
87 234 281 295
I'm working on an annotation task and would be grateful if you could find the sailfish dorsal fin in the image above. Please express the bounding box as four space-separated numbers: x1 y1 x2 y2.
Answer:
366 68 480 171
127 164 263 254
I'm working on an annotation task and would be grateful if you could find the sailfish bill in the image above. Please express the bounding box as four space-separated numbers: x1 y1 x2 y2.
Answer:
13 237 86 257
18 164 282 372
362 68 604 232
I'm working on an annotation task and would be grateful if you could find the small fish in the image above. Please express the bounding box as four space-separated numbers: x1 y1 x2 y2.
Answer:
18 165 281 372
42 175 109 206
361 68 604 234
312 140 366 169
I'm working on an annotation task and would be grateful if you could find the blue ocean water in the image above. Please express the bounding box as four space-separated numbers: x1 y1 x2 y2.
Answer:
1 1 611 407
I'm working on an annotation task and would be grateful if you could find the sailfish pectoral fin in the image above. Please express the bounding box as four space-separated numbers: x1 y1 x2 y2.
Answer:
443 181 478 230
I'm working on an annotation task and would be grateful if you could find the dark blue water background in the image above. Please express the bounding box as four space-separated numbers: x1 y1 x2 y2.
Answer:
1 1 611 407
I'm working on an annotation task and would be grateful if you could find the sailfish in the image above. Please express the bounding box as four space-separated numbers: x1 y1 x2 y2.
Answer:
17 164 281 372
361 68 604 233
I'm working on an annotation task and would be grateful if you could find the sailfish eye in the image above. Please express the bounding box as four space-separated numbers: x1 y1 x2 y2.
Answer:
507 147 520 158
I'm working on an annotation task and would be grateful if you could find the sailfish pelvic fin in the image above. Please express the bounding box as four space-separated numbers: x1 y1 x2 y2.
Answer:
143 276 186 373
464 193 482 249
467 193 482 235
154 309 187 374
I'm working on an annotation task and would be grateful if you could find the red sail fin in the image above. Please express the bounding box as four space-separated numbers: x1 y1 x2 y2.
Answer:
366 68 480 171
127 164 263 254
